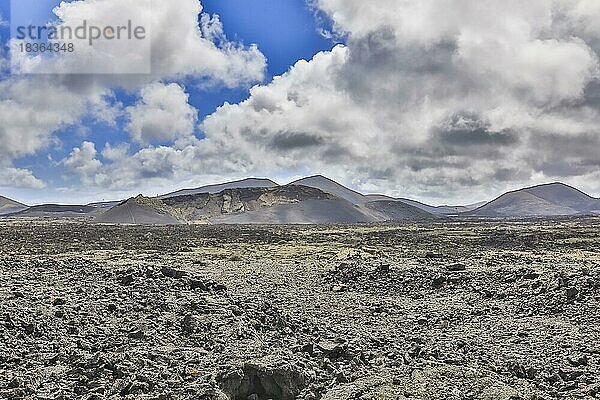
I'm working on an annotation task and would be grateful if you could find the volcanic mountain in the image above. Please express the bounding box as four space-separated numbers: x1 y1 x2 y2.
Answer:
95 196 182 225
0 195 27 215
290 175 369 205
467 183 600 217
160 178 279 199
96 184 435 225
5 177 599 224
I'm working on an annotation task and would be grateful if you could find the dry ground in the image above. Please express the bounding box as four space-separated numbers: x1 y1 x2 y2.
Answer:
0 218 599 399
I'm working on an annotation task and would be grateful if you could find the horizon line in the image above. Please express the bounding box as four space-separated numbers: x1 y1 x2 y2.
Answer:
2 175 598 208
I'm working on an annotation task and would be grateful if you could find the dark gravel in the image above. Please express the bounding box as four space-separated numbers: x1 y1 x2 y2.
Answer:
0 218 599 399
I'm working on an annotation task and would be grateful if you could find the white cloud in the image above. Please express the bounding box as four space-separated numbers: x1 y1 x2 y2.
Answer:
101 143 130 162
7 0 600 203
200 46 384 170
0 0 266 195
0 167 46 189
560 0 600 40
126 82 198 144
90 143 203 190
0 78 112 160
63 141 102 184
12 0 266 85
190 0 600 201
0 0 265 168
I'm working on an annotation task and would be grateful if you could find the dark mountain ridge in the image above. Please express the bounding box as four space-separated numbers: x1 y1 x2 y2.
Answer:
96 184 435 225
467 182 600 217
3 178 598 223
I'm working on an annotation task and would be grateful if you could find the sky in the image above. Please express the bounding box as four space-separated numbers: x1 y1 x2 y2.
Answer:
0 0 599 206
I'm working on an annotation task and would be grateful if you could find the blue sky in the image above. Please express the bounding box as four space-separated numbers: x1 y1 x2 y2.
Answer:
193 0 337 119
202 0 335 79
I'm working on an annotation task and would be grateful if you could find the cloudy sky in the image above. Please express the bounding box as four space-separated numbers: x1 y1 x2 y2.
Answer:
0 0 599 205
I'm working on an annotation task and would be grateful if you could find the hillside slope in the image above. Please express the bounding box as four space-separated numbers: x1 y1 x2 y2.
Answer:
96 185 436 225
95 196 183 225
290 176 368 205
365 200 439 221
365 195 485 216
211 199 380 224
468 183 600 217
0 195 27 215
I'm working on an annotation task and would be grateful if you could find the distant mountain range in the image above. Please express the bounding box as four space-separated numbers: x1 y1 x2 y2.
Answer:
97 183 433 225
1 176 599 224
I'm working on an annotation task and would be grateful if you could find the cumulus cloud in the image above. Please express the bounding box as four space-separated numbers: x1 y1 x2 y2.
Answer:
0 78 114 160
7 0 600 203
191 0 600 201
200 46 383 170
0 0 265 174
126 82 198 144
63 141 102 184
12 0 266 85
59 141 196 196
0 168 46 189
101 143 130 162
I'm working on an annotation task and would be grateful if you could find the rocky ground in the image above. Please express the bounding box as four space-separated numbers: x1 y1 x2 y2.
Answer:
0 218 599 399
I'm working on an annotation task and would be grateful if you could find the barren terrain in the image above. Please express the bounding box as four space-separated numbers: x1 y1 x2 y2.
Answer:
1 218 599 399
